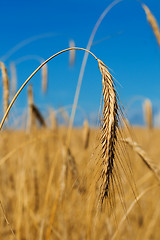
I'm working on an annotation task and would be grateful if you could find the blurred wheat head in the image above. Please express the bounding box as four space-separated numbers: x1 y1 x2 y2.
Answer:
142 4 160 46
0 61 9 116
143 98 152 129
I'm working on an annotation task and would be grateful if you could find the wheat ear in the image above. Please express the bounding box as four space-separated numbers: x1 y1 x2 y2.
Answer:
123 137 160 183
142 4 160 46
98 59 119 203
0 62 9 116
83 119 90 149
143 98 153 129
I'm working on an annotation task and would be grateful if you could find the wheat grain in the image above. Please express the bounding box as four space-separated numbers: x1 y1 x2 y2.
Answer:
142 4 160 46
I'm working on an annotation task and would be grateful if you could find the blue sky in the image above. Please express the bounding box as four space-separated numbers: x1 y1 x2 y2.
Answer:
0 0 160 126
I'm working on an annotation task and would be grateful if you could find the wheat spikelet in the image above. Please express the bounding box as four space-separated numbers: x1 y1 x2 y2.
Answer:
142 4 160 46
69 39 75 66
143 98 152 129
83 119 90 149
10 62 17 98
42 64 47 93
123 137 160 183
98 59 119 204
0 62 9 116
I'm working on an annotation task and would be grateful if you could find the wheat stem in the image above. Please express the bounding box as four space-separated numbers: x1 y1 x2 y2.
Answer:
0 47 98 131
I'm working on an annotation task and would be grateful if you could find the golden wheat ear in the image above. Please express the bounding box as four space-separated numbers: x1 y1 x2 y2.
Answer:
143 98 153 129
98 59 119 204
142 4 160 46
0 62 9 117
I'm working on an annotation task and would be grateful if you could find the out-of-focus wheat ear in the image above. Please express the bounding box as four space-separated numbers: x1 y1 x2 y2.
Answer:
10 62 17 98
143 98 153 129
98 59 119 204
83 119 90 149
49 109 57 130
42 64 48 94
123 138 160 183
61 143 80 192
142 4 160 46
0 62 9 117
32 104 46 127
27 84 36 131
69 40 75 66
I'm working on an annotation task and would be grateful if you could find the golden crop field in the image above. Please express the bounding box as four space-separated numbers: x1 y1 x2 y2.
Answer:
0 126 160 240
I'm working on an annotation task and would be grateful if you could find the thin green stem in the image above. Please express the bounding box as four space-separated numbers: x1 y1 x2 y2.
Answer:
0 47 98 131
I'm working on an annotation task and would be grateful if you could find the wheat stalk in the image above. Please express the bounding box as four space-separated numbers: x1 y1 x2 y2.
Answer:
143 98 152 129
142 4 160 46
0 62 9 116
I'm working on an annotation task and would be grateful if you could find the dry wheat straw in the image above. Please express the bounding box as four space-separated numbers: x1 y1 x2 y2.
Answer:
123 137 160 182
142 4 160 46
0 62 9 116
98 59 119 204
143 98 152 128
69 40 75 66
83 119 90 149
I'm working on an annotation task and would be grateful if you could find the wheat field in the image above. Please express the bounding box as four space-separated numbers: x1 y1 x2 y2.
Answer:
0 126 159 240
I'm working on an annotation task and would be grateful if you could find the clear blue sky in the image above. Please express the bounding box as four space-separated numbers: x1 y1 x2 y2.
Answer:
0 0 160 126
